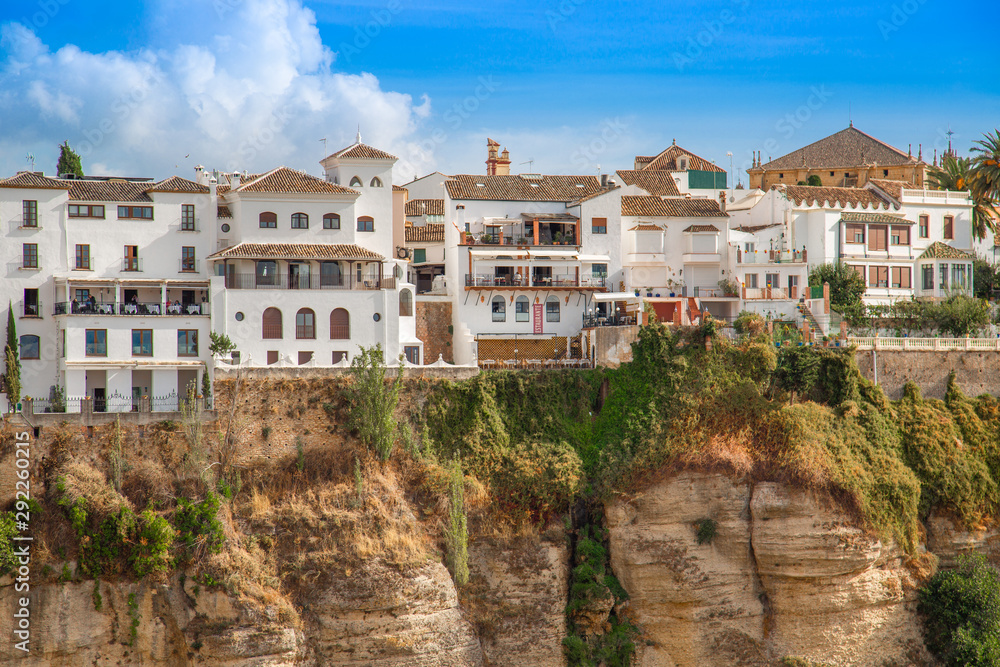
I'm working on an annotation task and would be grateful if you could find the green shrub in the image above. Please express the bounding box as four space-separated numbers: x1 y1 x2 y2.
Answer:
131 511 176 577
173 493 225 560
919 553 1000 666
0 512 18 575
694 518 717 545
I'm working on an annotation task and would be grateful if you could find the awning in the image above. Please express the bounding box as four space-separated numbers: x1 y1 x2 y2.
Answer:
592 292 643 302
482 217 521 225
576 254 611 263
469 248 521 258
527 249 578 258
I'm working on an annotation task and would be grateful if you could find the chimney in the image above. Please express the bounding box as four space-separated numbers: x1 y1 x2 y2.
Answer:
718 190 727 214
486 138 500 175
908 144 912 158
231 172 241 189
918 144 922 161
194 165 206 185
601 174 608 187
496 147 511 175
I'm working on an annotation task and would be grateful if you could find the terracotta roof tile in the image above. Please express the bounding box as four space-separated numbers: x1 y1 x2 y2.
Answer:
445 174 602 202
759 126 923 170
207 242 382 261
621 195 725 217
639 144 724 172
777 184 895 209
68 180 152 203
566 186 618 207
147 175 209 193
405 224 445 243
918 241 975 260
217 205 232 219
683 224 720 232
392 184 407 192
628 223 663 231
237 167 358 195
733 223 783 233
866 179 914 201
326 142 397 160
0 171 70 189
840 212 911 224
405 198 444 216
615 170 682 196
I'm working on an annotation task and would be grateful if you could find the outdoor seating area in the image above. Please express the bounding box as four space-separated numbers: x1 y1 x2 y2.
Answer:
478 357 592 369
55 300 209 316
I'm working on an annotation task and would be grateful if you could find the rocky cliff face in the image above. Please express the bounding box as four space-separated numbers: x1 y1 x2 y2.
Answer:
605 471 932 667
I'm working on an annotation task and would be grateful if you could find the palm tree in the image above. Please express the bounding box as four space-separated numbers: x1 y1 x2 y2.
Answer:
928 155 996 240
971 129 1000 205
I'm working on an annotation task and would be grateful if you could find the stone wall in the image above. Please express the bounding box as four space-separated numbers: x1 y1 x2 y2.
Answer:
589 325 640 368
855 350 1000 399
214 365 478 381
416 296 454 364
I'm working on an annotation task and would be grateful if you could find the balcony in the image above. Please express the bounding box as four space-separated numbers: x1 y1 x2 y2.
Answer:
54 301 210 316
743 286 791 300
19 300 42 318
465 274 607 289
178 219 201 233
224 273 396 290
682 252 722 264
582 313 638 328
122 258 143 272
737 249 807 264
179 258 200 273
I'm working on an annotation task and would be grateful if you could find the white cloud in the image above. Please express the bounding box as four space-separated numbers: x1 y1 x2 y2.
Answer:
0 0 433 181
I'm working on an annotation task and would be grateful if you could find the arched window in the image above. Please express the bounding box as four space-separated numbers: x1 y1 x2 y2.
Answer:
262 307 282 339
370 176 383 187
330 308 350 339
20 334 39 360
291 212 308 229
515 296 530 322
323 213 341 229
545 296 560 322
259 211 277 228
296 308 315 339
399 289 413 316
357 216 374 232
349 176 363 187
492 296 506 322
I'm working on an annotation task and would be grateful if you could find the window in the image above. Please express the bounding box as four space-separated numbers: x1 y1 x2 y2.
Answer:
515 296 530 322
944 215 954 239
68 204 105 218
291 212 309 229
869 266 888 288
267 350 279 365
413 248 427 264
132 329 152 356
19 335 39 360
23 289 38 317
403 346 420 364
546 296 561 322
177 330 198 356
330 308 350 339
117 205 153 219
744 242 756 253
181 204 195 230
22 244 38 268
846 223 865 244
891 267 912 288
124 245 139 271
295 308 315 339
778 173 784 179
766 273 780 288
320 262 342 287
259 211 277 228
323 213 341 229
868 225 887 252
256 260 277 286
86 329 107 356
922 265 934 290
745 273 758 289
592 217 607 234
349 176 363 187
399 289 413 317
953 263 969 290
939 263 949 290
22 200 37 227
357 216 374 232
919 214 929 238
492 296 506 322
75 244 91 270
298 351 313 365
181 246 196 272
829 171 835 177
370 176 383 187
891 225 910 246
592 263 608 278
262 307 282 339
332 351 348 364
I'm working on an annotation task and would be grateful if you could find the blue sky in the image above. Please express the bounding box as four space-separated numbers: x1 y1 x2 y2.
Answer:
1 0 997 184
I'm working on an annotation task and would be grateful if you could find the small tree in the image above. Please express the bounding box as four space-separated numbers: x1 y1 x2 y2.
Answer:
208 331 237 359
348 344 403 461
4 303 20 411
772 346 820 402
57 141 84 178
809 262 866 322
444 458 469 586
201 370 212 403
919 553 1000 666
806 174 823 186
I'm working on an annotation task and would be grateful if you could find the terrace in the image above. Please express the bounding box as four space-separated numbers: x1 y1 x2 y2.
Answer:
462 213 581 247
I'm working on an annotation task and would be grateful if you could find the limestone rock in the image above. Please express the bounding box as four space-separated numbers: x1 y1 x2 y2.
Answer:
924 511 1000 569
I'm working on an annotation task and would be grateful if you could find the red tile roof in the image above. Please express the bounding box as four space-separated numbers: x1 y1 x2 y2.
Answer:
628 223 663 231
405 199 444 216
237 167 358 195
866 179 914 201
446 174 602 202
68 180 152 203
683 224 720 232
615 170 682 196
207 242 382 261
392 184 407 192
405 224 445 243
326 142 398 161
777 184 895 209
621 196 725 217
217 205 233 219
147 176 209 193
638 144 724 172
0 172 70 189
758 126 923 170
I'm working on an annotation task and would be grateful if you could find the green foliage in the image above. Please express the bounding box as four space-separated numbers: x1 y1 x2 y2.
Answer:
734 310 766 337
208 331 237 358
809 262 866 322
261 426 271 442
694 518 717 545
773 347 820 401
173 493 225 560
4 303 20 410
57 141 84 178
92 580 102 611
974 259 1000 300
201 371 212 401
347 344 403 461
127 592 140 645
131 511 176 577
491 441 583 517
0 512 18 574
919 553 1000 666
857 296 992 336
50 383 66 412
444 458 469 586
806 174 823 186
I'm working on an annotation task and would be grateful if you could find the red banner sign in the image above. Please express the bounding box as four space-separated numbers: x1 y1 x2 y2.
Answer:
533 303 543 334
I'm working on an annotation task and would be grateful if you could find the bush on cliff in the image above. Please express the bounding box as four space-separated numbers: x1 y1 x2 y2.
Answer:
919 553 1000 666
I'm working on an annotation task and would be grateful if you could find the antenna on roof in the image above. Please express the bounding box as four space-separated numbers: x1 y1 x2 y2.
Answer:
319 137 327 154
25 153 34 171
520 159 534 172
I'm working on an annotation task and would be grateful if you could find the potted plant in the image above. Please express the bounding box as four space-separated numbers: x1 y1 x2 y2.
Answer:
479 232 494 244
553 231 563 245
645 286 653 297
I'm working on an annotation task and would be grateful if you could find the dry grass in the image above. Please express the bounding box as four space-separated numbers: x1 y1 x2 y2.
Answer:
56 460 133 517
